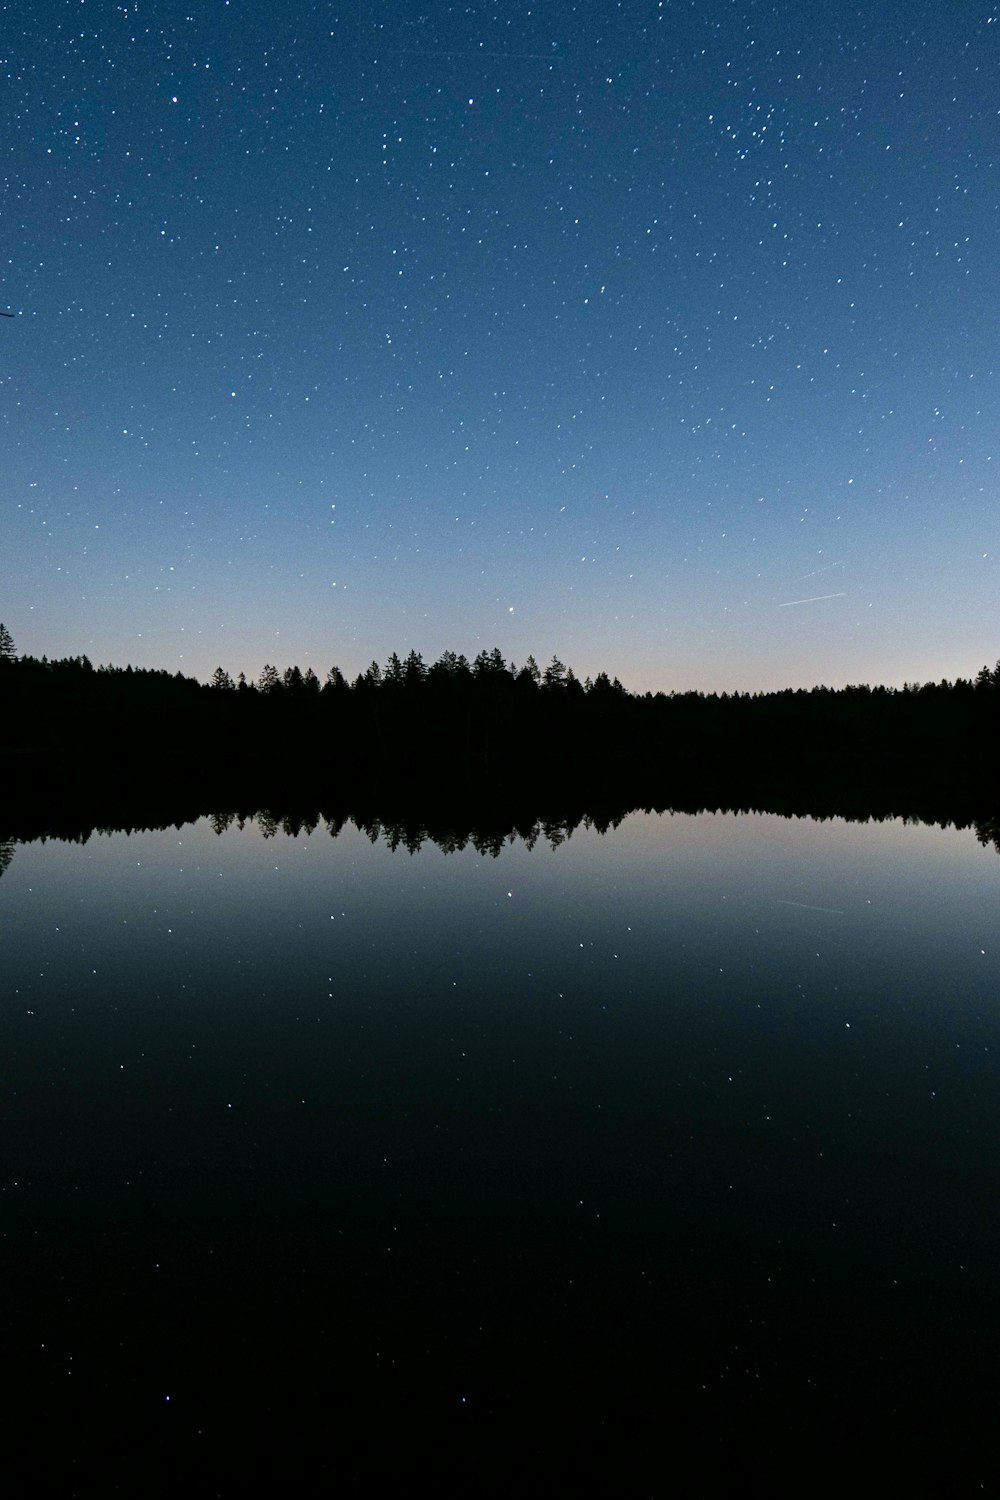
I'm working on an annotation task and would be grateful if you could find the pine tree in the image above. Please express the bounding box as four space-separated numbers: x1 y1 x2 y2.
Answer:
0 623 16 662
543 655 567 688
404 649 426 687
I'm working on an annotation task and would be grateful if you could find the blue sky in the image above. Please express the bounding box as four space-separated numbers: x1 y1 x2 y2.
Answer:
2 0 997 691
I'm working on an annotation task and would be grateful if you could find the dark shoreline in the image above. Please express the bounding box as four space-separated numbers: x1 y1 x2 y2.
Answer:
4 646 999 844
4 745 999 854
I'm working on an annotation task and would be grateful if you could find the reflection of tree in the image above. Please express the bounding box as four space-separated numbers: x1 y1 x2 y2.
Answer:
336 811 591 855
470 829 506 858
279 812 319 838
5 774 1000 862
974 816 1000 856
431 828 466 854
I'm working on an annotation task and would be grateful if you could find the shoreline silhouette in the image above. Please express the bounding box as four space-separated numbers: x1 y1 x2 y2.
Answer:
2 634 998 843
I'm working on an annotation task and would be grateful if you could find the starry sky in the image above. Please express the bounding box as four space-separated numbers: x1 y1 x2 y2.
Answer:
2 0 998 693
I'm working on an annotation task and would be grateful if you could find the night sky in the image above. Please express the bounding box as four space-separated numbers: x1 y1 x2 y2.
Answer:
3 0 997 693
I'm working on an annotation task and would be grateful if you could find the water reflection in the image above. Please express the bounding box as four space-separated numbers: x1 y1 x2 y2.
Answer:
1 808 999 1489
5 794 1000 867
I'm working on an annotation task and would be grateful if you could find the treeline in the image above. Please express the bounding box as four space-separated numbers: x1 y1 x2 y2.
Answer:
2 634 1000 791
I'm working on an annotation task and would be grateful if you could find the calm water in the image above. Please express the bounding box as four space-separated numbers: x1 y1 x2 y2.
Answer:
3 810 999 1489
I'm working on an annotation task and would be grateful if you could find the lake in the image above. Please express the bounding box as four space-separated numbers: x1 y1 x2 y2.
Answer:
2 808 998 1489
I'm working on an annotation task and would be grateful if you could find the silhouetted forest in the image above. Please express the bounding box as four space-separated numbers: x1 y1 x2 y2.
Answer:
1 629 999 833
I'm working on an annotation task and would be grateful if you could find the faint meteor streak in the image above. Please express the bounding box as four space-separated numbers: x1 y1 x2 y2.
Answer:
778 591 846 607
776 900 844 914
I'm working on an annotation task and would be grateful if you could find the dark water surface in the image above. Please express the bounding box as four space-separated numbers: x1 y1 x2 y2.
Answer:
3 811 999 1490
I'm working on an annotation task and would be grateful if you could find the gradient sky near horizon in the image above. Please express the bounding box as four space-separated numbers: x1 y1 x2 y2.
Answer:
2 0 998 693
